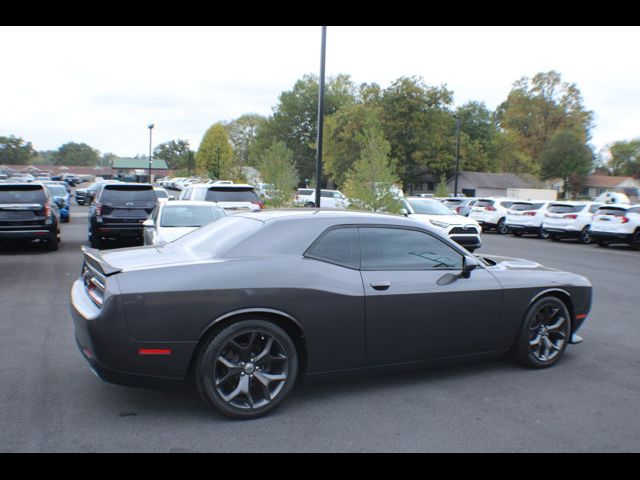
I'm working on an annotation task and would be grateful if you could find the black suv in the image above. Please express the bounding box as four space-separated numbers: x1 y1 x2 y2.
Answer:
0 183 61 250
88 183 156 249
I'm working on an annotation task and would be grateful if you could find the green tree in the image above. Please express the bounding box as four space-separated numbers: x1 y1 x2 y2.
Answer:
608 139 640 177
154 140 190 170
225 114 267 168
253 74 356 183
0 135 37 165
435 174 450 197
343 126 402 213
196 124 235 180
257 141 299 207
539 128 594 198
100 152 119 168
497 71 593 165
379 77 455 185
52 142 100 166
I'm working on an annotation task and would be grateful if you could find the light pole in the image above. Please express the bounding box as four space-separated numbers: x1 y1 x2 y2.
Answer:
147 123 154 183
314 26 327 208
453 115 461 196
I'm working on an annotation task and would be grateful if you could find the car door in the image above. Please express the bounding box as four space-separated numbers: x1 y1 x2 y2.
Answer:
359 226 503 366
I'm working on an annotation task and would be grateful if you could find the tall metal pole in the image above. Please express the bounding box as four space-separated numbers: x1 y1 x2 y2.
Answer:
454 115 461 196
148 124 154 183
314 26 327 208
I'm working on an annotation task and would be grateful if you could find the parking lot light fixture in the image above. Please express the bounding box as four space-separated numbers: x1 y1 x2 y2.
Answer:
148 123 155 182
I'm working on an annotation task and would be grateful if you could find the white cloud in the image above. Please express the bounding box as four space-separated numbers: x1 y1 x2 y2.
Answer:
0 26 639 156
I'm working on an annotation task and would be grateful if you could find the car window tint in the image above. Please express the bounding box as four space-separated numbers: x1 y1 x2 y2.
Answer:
298 189 313 196
205 187 259 202
306 227 359 269
160 206 225 227
548 204 581 214
46 185 67 197
500 201 514 208
0 185 46 203
101 185 156 203
475 200 494 207
628 207 640 214
360 227 463 270
597 207 628 216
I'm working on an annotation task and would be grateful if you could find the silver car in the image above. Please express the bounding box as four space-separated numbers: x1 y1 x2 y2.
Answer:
143 200 227 245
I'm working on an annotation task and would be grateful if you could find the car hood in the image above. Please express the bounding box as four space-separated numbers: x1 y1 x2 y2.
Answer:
100 244 210 271
410 214 479 226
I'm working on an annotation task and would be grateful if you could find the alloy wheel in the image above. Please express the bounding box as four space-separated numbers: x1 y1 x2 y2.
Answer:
528 303 569 363
214 330 290 410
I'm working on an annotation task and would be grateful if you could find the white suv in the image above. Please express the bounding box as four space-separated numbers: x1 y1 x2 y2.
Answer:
294 189 349 209
402 197 482 252
590 204 640 249
542 201 601 244
468 198 517 234
505 201 552 239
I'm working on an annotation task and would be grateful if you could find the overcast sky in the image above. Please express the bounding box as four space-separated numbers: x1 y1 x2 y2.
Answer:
1 26 638 158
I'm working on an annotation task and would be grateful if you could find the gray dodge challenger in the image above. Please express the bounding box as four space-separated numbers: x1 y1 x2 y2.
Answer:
70 209 592 418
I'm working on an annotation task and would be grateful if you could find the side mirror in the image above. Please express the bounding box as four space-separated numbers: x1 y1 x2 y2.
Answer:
461 256 479 279
143 219 154 228
400 208 409 217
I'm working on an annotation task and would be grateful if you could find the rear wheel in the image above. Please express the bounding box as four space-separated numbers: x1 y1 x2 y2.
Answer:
496 218 508 235
538 228 550 239
512 231 523 237
195 319 298 419
597 241 609 248
550 234 561 242
632 230 640 251
515 297 571 368
46 225 59 251
578 227 592 244
304 202 315 208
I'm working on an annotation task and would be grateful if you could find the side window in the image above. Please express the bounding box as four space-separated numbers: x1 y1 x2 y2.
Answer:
629 207 640 215
360 227 463 270
589 204 600 214
306 227 360 269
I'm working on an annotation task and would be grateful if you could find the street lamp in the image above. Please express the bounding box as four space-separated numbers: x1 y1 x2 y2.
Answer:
453 114 461 196
314 26 327 208
147 123 155 183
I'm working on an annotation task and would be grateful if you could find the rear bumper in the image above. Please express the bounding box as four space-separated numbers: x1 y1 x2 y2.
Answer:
70 279 196 390
590 231 633 243
506 224 541 234
0 227 52 239
543 228 580 238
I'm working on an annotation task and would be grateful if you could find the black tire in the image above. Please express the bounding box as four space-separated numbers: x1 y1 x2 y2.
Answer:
496 218 508 235
304 202 315 208
597 241 609 248
512 231 523 237
194 319 299 419
88 227 103 249
578 227 592 245
550 235 560 242
538 228 550 240
46 225 59 251
515 296 572 369
632 230 640 251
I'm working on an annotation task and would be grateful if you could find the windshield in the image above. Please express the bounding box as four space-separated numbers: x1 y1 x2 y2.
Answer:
160 205 225 227
407 199 454 215
0 185 46 204
46 185 67 198
174 216 262 256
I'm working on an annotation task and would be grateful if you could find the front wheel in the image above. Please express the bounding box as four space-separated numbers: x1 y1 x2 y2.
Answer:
195 319 299 419
515 297 571 369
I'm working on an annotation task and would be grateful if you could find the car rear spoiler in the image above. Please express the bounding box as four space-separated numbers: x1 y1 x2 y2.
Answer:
81 246 122 276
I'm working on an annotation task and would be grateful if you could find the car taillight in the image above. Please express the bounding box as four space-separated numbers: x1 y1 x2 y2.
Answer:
563 214 578 219
44 203 51 218
95 203 102 216
485 206 496 211
621 216 630 224
523 211 537 216
456 206 463 213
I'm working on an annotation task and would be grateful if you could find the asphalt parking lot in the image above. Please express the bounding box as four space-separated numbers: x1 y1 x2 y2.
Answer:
1 205 639 452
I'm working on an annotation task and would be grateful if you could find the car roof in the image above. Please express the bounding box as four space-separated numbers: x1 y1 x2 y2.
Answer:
233 208 427 227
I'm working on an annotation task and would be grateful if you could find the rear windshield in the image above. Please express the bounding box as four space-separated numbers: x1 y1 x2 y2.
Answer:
596 207 628 217
175 216 262 256
160 205 225 227
475 200 494 208
511 202 544 211
548 204 584 214
0 185 46 204
205 187 259 203
100 185 156 203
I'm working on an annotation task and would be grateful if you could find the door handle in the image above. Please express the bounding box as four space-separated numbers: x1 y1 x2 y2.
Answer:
370 281 391 291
